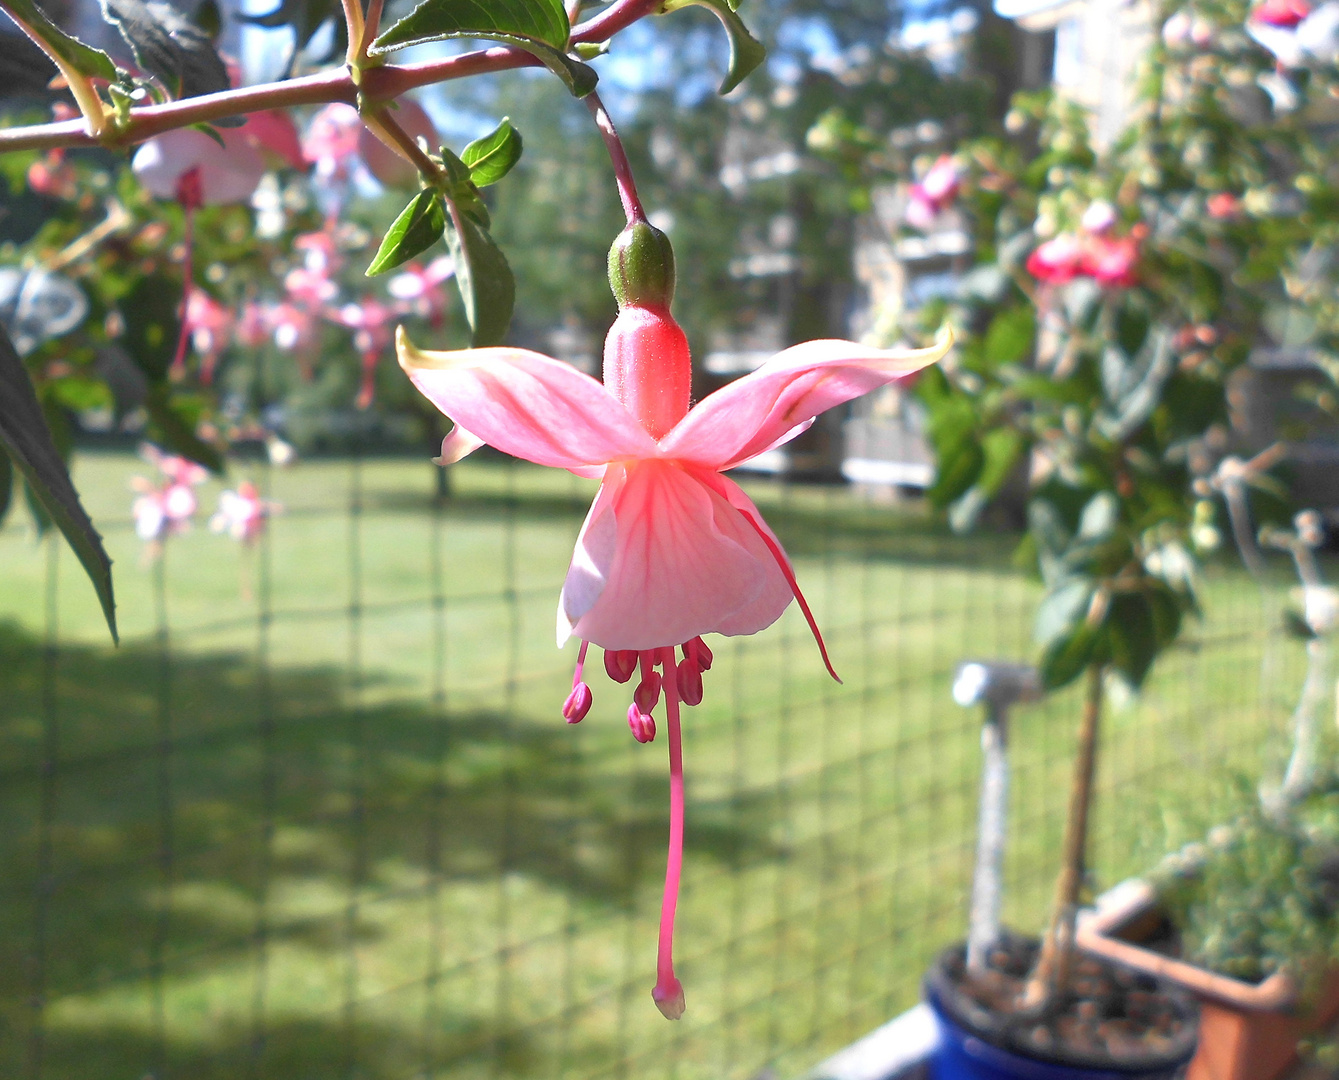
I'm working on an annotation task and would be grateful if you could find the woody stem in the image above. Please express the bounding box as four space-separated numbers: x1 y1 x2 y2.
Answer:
585 91 646 225
361 107 447 187
0 1 652 153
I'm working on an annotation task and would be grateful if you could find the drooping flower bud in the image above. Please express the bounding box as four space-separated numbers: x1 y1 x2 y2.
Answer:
608 220 676 309
603 222 691 440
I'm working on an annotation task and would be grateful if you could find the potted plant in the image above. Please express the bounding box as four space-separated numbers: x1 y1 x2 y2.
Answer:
1078 510 1339 1080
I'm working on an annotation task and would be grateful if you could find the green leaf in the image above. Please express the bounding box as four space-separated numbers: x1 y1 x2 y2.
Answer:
370 0 598 97
1034 577 1093 651
100 0 230 98
144 386 223 474
660 0 765 94
1107 593 1158 688
461 118 523 187
120 273 181 383
1040 620 1100 691
0 323 116 641
377 0 568 49
927 433 983 508
366 190 447 277
0 445 11 524
2 0 117 80
444 204 515 347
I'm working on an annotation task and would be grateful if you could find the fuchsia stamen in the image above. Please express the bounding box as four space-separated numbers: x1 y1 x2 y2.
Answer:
652 644 686 1019
563 640 592 723
605 648 638 683
627 703 656 743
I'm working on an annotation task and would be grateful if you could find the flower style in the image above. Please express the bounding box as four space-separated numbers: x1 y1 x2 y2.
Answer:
210 480 279 544
397 221 949 1019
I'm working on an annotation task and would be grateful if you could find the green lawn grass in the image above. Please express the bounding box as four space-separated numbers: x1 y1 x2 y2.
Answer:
0 451 1300 1079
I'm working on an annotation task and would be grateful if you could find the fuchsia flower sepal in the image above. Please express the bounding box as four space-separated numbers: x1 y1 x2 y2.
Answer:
396 327 951 654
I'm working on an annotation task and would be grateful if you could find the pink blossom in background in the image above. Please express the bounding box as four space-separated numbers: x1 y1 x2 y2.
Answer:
905 155 960 230
387 257 456 324
1081 235 1139 286
131 444 208 546
236 301 270 348
1026 232 1086 283
184 290 234 384
1253 0 1311 28
330 297 397 407
28 149 79 201
1248 0 1339 66
1080 199 1117 234
302 103 363 181
1207 191 1242 219
132 127 267 207
210 481 278 544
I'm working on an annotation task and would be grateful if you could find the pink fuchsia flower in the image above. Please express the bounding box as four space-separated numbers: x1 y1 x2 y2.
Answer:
1080 199 1117 234
358 98 440 188
132 113 302 208
1248 0 1339 65
1207 191 1243 219
388 256 456 325
210 480 278 544
302 103 363 181
184 289 233 384
1253 0 1311 27
329 297 397 408
1026 232 1086 284
1081 235 1140 286
905 155 960 230
131 444 208 544
397 220 950 1019
28 149 79 201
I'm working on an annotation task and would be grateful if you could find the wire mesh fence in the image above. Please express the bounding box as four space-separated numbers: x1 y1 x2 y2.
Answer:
0 448 1298 1080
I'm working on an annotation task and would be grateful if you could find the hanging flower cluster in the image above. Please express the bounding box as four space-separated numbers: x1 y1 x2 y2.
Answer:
1026 201 1142 287
131 444 277 555
905 155 961 231
128 97 452 406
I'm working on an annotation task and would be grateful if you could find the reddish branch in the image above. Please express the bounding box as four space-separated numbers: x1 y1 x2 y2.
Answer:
0 0 662 153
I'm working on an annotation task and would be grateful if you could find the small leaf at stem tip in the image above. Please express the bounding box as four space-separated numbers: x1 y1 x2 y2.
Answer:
0 323 117 641
366 189 447 277
461 118 523 187
443 203 515 347
659 0 765 94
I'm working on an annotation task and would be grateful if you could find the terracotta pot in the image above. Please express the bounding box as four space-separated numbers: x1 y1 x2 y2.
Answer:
1077 879 1339 1080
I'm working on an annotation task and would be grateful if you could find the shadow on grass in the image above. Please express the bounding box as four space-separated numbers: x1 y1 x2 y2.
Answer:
0 620 780 1079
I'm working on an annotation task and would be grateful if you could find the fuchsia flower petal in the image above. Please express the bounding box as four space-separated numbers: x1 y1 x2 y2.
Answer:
396 329 659 469
657 336 951 471
132 128 267 205
558 459 790 650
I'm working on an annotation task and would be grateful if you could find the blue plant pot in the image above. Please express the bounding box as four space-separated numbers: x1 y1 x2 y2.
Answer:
924 939 1198 1080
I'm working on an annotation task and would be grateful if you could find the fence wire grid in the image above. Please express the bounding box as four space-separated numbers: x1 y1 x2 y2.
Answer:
0 449 1295 1080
